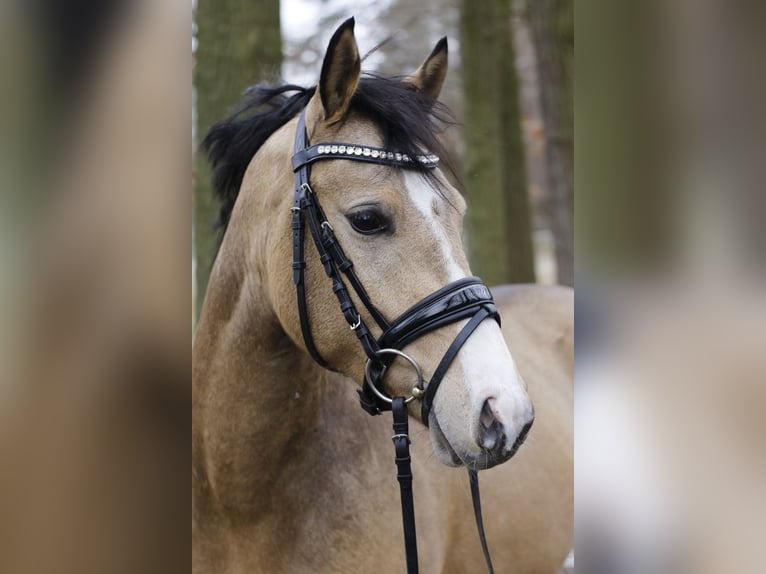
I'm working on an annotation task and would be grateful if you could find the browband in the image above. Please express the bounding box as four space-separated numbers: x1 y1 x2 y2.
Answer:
293 143 439 172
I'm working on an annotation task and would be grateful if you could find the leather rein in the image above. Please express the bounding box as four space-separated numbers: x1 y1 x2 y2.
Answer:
291 109 498 574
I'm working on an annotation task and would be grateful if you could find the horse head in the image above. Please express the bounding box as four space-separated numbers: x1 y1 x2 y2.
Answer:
229 19 534 470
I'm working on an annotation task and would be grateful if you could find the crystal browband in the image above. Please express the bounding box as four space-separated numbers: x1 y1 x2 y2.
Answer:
292 142 440 172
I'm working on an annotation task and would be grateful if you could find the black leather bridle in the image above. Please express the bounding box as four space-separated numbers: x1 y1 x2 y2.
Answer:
291 109 499 574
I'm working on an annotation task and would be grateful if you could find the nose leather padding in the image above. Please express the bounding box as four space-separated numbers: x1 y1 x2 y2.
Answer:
379 278 497 349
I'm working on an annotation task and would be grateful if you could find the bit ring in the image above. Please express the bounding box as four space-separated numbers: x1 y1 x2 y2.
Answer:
364 348 425 405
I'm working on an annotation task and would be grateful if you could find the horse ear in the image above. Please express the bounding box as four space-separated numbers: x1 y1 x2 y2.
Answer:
407 37 448 100
313 17 361 125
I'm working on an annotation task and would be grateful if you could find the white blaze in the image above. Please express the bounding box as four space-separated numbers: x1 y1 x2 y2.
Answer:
404 172 465 282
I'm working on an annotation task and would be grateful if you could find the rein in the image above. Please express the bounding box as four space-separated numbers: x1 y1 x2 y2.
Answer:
292 109 497 574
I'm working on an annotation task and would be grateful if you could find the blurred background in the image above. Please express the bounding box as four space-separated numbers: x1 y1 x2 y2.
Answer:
192 0 574 326
576 2 766 573
0 0 764 573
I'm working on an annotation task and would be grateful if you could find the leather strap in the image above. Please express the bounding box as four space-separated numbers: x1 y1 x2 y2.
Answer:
469 470 495 574
308 193 389 332
392 397 419 574
293 135 329 367
421 305 495 425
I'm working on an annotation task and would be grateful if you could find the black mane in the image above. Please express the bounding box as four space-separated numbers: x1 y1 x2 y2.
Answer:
200 74 454 240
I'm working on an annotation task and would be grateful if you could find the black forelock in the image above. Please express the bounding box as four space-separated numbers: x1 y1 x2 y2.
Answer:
351 74 455 178
200 74 455 248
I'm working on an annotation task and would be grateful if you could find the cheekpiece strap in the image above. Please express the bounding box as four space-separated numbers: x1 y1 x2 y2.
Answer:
292 110 330 367
293 143 439 172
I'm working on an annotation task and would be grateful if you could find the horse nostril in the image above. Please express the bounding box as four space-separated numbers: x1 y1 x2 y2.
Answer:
478 399 503 450
478 399 534 457
480 399 495 429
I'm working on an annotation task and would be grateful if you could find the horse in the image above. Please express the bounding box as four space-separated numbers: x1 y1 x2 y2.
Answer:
193 18 573 574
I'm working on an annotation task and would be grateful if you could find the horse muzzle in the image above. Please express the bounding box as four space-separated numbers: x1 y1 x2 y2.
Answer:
429 392 535 470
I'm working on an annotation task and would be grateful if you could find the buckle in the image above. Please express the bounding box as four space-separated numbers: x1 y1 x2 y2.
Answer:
348 314 362 331
391 433 411 444
299 182 313 194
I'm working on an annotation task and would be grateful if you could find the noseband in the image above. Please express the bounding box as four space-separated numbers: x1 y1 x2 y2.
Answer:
291 109 498 574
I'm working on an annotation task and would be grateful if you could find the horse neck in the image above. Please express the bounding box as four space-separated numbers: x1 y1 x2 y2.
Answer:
192 226 349 522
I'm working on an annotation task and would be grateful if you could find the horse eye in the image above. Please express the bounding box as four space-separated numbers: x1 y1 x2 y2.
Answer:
347 210 390 235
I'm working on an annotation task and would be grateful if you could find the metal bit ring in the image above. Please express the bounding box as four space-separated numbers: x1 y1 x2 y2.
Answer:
364 348 425 405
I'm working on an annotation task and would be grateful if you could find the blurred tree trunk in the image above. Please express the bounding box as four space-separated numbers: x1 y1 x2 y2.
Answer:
527 0 574 286
193 0 282 324
460 0 535 286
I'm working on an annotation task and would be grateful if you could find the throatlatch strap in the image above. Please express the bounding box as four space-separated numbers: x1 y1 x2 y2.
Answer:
392 398 419 574
469 470 495 574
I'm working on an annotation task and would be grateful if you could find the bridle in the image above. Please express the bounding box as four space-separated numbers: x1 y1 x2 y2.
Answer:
291 108 499 574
